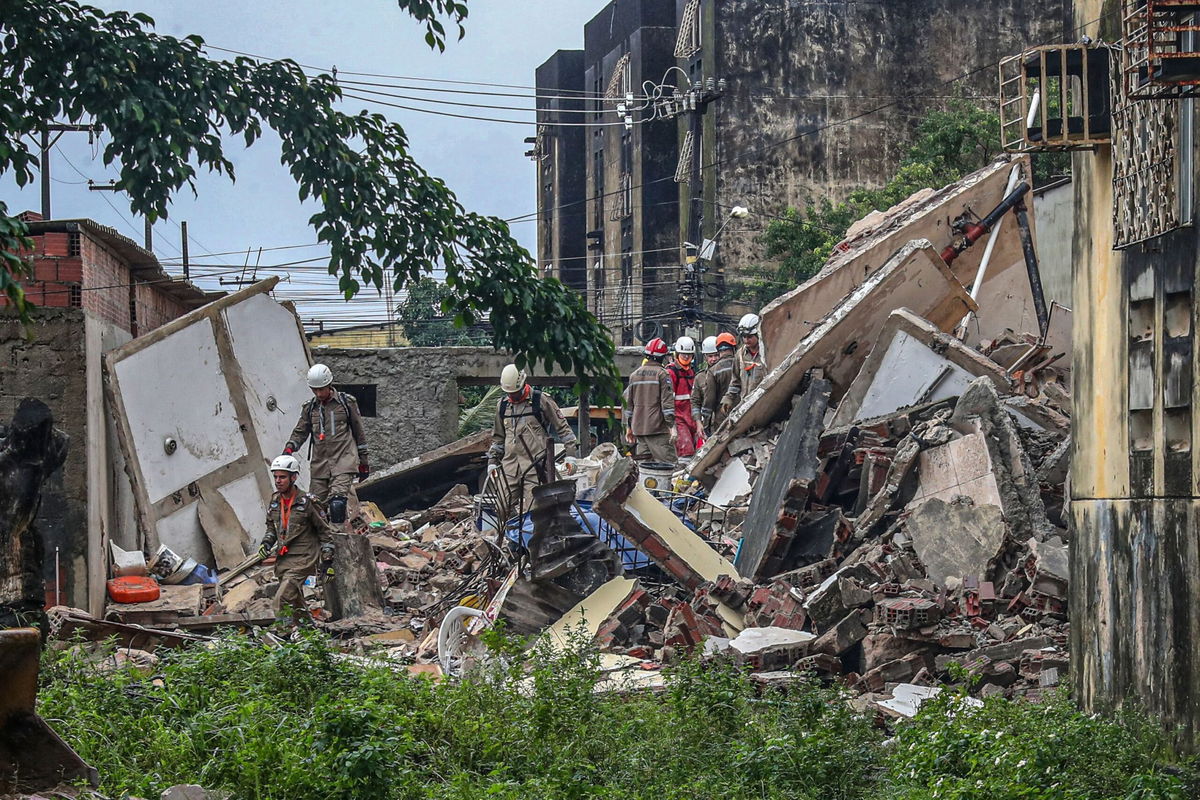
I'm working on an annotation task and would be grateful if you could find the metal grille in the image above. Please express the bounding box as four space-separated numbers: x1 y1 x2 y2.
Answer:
675 130 695 184
674 0 702 59
606 53 631 100
1122 0 1200 100
608 173 632 221
998 45 1112 152
1111 58 1182 247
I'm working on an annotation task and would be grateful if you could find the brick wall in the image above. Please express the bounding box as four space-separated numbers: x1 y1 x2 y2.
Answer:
78 234 130 329
134 278 189 332
3 228 191 335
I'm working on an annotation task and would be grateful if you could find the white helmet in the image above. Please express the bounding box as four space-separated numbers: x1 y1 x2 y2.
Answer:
674 336 695 355
737 313 760 336
701 335 718 355
269 454 301 474
306 363 334 388
500 364 527 393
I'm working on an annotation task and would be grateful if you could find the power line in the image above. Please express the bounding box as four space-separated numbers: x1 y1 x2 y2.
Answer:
341 92 637 127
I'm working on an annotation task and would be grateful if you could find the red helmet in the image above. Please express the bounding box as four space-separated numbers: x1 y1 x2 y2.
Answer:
644 337 669 357
715 332 737 351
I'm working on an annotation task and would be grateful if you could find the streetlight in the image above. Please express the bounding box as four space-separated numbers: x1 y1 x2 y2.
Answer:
697 205 749 261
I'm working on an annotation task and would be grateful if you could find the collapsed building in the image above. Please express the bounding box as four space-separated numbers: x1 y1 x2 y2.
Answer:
26 152 1075 727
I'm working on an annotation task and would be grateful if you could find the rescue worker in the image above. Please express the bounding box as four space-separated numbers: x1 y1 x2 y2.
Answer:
487 364 577 515
257 454 336 618
721 313 767 417
666 335 699 458
283 363 369 528
691 332 736 437
623 337 677 463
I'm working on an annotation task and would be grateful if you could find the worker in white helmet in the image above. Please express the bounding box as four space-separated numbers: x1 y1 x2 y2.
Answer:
721 313 768 417
666 336 699 457
691 334 734 438
487 363 577 517
257 454 336 618
283 363 369 527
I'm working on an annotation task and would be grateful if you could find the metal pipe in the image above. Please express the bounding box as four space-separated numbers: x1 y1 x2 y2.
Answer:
54 546 61 606
955 165 1022 339
1013 198 1050 340
940 180 1032 265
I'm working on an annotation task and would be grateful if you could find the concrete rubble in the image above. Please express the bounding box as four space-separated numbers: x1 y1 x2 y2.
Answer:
54 154 1074 727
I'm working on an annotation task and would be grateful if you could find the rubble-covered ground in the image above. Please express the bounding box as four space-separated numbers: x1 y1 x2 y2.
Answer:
33 632 1198 800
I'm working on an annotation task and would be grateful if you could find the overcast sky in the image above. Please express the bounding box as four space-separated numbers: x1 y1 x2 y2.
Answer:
1 0 601 327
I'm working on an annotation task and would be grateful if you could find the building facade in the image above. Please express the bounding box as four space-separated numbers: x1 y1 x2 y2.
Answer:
1068 0 1200 751
581 0 679 344
1 213 214 614
534 49 588 294
536 0 1071 343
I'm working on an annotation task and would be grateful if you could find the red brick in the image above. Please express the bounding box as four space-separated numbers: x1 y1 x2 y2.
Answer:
40 232 69 257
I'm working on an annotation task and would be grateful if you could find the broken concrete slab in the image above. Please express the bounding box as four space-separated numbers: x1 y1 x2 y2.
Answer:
692 239 976 479
326 532 386 620
541 576 639 653
874 683 982 719
907 432 1003 511
737 378 831 579
831 309 1060 431
906 498 1007 587
357 430 491 518
708 458 752 508
106 583 203 625
760 156 1034 362
812 608 871 656
594 458 740 590
729 626 816 670
950 378 1050 541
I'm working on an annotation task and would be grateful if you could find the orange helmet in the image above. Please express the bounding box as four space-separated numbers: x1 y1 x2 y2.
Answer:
715 332 737 351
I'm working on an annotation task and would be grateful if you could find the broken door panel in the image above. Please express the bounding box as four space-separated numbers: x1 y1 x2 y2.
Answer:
113 318 248 504
222 293 313 491
105 278 312 569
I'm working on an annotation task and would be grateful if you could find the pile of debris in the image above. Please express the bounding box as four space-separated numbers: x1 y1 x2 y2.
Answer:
75 154 1074 718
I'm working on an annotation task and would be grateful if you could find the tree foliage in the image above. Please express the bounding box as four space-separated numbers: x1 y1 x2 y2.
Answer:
0 0 618 394
396 276 488 346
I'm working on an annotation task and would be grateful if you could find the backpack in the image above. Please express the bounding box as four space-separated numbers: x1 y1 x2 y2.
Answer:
499 388 545 428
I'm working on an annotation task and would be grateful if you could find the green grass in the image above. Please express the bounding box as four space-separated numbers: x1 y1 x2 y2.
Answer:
34 633 1198 799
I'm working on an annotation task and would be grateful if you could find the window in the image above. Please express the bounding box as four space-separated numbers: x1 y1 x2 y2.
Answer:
339 383 377 417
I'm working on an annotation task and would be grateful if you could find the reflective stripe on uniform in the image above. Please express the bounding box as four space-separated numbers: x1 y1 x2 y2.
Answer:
674 393 691 400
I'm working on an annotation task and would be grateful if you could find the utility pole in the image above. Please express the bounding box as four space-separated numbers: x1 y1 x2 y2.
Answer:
180 221 190 278
38 123 101 219
656 80 722 335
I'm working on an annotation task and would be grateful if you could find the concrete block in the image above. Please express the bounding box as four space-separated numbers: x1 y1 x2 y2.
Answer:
729 626 816 670
812 608 871 656
905 497 1008 588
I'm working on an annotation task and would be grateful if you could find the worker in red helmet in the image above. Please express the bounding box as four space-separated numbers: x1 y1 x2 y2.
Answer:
623 337 676 464
666 336 699 458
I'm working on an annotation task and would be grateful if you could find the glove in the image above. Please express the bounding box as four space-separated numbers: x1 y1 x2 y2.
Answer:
321 545 335 579
625 429 636 445
486 463 499 482
720 398 733 416
283 445 294 456
695 422 705 439
668 426 679 444
358 464 370 482
257 543 273 560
